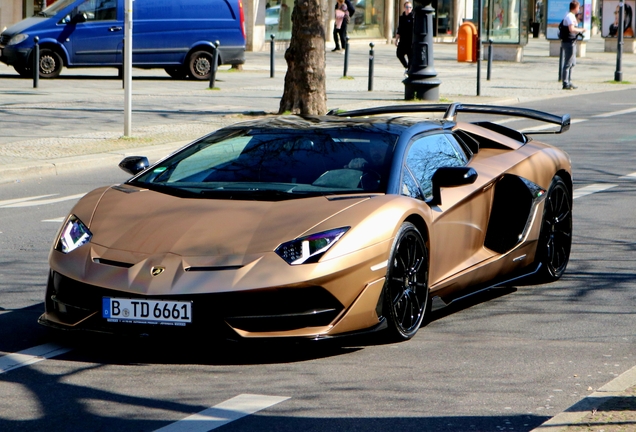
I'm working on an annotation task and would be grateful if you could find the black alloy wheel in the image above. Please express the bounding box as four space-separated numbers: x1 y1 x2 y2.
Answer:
536 175 572 282
383 222 430 341
188 50 213 80
38 48 63 78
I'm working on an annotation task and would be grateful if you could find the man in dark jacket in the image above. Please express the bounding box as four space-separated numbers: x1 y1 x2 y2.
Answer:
395 1 414 73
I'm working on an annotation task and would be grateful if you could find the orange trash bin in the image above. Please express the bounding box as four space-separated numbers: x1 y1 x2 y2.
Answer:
457 22 477 62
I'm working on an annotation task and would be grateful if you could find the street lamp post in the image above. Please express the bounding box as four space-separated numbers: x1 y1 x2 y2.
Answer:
124 0 133 137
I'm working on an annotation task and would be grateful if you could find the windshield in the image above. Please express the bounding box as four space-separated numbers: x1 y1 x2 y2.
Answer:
40 0 77 17
130 128 397 200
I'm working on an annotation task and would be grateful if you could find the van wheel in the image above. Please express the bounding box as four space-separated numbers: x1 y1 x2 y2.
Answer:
164 67 189 79
188 50 213 80
39 48 63 78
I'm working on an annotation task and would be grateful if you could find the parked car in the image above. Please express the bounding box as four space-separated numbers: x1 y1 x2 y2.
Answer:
0 0 246 79
39 103 572 342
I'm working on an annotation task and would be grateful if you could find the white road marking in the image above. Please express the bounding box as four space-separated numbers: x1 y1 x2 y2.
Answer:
0 343 72 374
0 194 57 208
619 171 636 180
573 184 618 200
153 394 290 432
42 217 66 223
1 193 85 208
592 107 636 118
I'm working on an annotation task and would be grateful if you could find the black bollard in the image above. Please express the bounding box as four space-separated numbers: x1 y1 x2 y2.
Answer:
487 39 493 81
32 36 39 88
209 40 220 89
270 34 275 78
343 37 350 77
368 42 374 91
615 1 624 82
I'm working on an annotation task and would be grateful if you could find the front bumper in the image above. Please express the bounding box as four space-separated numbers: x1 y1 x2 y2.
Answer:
0 44 30 67
40 270 349 339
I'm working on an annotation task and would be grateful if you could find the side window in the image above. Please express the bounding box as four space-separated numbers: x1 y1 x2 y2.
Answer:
401 168 423 199
405 133 467 198
78 0 117 21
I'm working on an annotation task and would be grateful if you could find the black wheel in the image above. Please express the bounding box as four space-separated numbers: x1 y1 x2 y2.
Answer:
383 222 430 341
535 175 572 282
164 66 189 79
187 50 213 80
38 48 63 78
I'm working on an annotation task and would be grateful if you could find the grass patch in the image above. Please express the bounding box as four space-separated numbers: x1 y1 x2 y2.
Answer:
340 75 355 80
604 80 632 84
206 87 221 91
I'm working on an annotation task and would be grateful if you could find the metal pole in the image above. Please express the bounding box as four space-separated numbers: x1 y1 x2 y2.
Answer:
121 40 125 89
270 34 275 78
558 46 563 81
368 42 374 91
487 39 492 80
477 0 483 96
123 0 133 137
615 0 624 82
209 41 220 88
343 36 350 77
32 36 39 88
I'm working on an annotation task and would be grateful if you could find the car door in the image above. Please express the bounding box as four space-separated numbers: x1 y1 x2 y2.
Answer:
401 132 496 288
63 0 121 66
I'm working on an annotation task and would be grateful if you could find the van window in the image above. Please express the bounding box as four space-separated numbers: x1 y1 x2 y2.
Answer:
77 0 117 21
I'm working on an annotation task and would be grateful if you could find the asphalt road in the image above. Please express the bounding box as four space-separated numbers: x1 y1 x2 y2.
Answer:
0 88 635 431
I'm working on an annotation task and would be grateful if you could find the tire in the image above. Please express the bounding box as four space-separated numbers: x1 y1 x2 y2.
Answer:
383 222 430 341
38 48 63 78
534 175 572 282
187 50 214 80
164 66 189 79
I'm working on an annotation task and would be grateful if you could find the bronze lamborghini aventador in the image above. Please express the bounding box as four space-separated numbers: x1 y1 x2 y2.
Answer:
40 103 573 342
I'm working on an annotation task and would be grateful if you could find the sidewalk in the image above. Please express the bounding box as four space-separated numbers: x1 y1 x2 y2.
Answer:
1 35 636 431
1 35 634 185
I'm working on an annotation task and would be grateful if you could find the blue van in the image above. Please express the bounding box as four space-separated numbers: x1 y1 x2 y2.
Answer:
0 0 246 79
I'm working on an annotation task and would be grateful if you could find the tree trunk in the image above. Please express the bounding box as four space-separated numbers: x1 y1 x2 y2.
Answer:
278 0 327 115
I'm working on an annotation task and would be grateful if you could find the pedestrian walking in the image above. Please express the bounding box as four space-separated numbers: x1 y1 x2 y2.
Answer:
395 1 414 75
560 0 585 90
332 0 355 52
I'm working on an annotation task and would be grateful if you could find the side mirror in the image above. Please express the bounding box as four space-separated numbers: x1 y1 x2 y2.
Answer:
119 156 149 175
70 11 87 23
429 167 478 206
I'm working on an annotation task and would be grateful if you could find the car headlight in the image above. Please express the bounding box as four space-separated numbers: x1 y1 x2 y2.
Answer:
56 215 92 254
275 227 349 265
7 34 29 46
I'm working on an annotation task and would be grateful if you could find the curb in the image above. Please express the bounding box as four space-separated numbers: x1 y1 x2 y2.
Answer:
531 365 636 431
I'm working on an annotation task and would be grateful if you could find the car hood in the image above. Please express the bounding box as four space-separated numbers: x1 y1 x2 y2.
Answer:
87 185 370 261
2 17 47 37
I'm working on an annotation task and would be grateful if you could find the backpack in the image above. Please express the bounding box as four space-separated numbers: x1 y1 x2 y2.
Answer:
558 19 573 41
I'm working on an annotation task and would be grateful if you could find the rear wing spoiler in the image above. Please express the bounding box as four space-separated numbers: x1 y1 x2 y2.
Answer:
327 103 571 135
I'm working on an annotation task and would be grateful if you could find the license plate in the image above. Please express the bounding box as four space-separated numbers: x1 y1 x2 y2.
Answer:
102 297 192 326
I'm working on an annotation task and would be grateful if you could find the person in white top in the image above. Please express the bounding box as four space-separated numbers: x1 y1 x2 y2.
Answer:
561 0 586 90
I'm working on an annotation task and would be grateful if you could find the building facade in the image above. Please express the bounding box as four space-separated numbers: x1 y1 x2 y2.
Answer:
0 0 598 52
